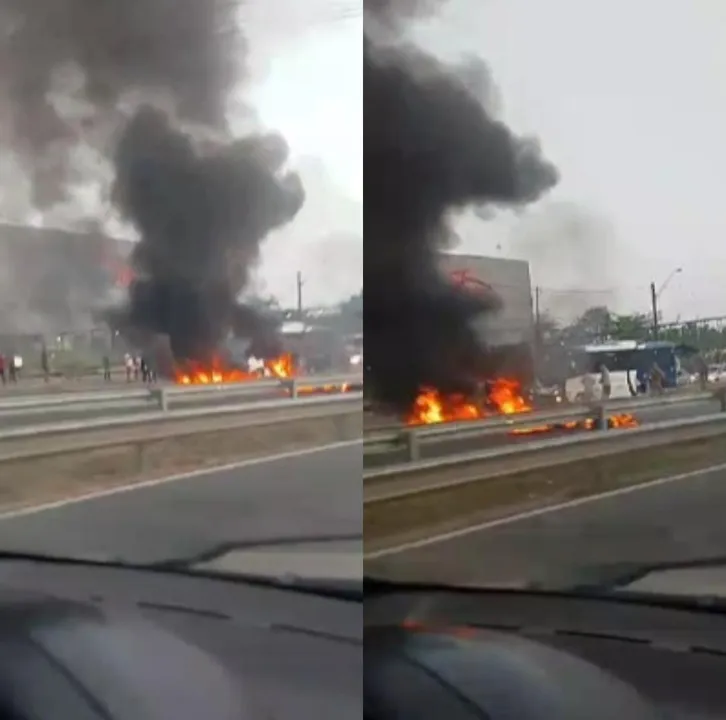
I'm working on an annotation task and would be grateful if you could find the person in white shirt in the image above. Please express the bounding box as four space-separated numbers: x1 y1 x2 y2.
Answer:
124 353 134 382
581 373 596 402
599 364 611 400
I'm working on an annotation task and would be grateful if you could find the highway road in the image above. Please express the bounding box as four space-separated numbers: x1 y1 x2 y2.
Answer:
0 441 362 565
364 396 724 468
365 461 726 588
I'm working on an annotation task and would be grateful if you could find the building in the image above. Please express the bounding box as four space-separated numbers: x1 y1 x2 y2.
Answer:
0 222 134 338
438 253 535 347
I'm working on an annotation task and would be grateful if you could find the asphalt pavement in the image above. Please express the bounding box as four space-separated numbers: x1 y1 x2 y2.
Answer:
365 462 726 588
0 442 362 564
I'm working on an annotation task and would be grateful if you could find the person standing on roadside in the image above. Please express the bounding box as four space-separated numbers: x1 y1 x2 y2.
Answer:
102 354 112 381
124 352 133 382
40 345 50 383
650 362 665 395
696 355 708 391
599 363 611 400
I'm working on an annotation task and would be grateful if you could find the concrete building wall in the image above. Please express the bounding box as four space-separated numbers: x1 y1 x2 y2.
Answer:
439 253 535 347
0 223 134 335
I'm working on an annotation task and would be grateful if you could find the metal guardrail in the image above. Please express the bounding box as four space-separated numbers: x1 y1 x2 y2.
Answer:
364 391 722 463
0 391 363 444
0 374 362 418
363 410 726 500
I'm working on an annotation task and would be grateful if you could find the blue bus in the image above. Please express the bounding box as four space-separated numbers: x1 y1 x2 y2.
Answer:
565 340 680 401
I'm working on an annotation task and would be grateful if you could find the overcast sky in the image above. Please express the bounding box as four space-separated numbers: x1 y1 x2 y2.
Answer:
240 0 362 308
407 0 726 324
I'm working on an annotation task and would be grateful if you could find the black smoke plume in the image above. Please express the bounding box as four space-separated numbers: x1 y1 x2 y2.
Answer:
364 12 559 410
0 1 303 362
112 107 304 362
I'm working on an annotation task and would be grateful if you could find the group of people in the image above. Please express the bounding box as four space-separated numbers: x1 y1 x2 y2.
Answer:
0 353 23 384
578 362 667 402
122 353 157 383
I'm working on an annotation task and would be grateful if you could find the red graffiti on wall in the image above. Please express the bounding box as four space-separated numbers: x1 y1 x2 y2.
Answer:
449 268 494 294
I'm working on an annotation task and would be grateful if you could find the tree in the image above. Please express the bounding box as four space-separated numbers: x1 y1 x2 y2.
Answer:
608 313 650 341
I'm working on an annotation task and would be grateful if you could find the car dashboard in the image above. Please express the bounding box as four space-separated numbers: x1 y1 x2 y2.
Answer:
364 579 726 719
0 558 362 719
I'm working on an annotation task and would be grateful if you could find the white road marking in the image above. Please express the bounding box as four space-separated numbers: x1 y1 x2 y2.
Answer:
366 461 726 559
0 439 362 522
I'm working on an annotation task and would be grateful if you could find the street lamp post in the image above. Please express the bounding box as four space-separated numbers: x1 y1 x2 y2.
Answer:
650 267 682 339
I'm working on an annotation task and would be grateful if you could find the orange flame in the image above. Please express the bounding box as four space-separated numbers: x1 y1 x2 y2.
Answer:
406 378 532 425
174 352 295 385
406 378 639 435
511 412 638 435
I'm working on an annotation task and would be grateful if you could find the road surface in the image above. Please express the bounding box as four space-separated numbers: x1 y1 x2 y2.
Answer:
364 397 723 468
365 463 726 588
0 442 362 564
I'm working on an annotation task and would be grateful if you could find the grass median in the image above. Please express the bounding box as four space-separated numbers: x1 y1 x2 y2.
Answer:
365 432 726 553
0 408 361 511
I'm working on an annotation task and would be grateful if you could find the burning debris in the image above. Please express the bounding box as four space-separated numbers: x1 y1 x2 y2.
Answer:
407 379 531 425
406 379 638 436
363 6 559 415
174 352 294 386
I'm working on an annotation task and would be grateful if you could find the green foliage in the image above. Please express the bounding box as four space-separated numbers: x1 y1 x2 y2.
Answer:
540 304 726 356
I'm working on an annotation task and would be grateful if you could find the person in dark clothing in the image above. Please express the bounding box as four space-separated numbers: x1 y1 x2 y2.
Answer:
650 362 665 395
0 354 5 385
40 346 49 382
696 355 708 391
102 355 112 381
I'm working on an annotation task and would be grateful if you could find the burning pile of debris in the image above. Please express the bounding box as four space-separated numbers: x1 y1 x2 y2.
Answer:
406 378 638 436
173 352 295 385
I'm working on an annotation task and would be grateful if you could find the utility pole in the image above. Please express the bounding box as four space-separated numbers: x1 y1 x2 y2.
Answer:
533 286 542 381
650 281 659 339
296 271 304 321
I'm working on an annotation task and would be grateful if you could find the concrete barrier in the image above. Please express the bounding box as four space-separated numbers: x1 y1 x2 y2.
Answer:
0 401 362 510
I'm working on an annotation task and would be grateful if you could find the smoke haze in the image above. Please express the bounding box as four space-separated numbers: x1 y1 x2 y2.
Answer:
0 0 243 208
0 2 307 360
112 106 303 361
509 201 618 326
364 1 559 409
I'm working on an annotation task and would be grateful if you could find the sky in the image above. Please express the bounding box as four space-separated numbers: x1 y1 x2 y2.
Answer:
406 0 726 325
240 0 362 308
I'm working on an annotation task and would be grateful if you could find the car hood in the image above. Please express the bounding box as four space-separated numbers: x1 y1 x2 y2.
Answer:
188 538 363 582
